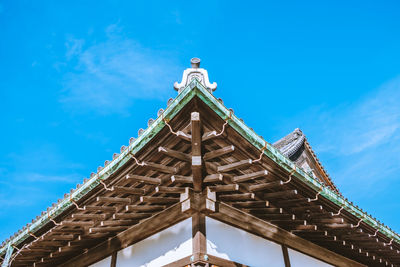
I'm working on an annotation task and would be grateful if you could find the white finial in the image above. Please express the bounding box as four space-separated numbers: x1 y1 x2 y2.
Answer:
174 58 217 93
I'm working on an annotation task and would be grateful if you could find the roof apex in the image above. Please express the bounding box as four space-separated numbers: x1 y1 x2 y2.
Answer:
174 58 217 94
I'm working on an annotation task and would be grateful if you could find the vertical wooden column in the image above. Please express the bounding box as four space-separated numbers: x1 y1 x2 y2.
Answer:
191 112 202 192
190 112 207 261
282 245 291 267
110 251 117 267
192 212 207 256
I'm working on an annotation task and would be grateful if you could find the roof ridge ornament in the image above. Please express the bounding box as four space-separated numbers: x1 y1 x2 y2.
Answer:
174 58 217 93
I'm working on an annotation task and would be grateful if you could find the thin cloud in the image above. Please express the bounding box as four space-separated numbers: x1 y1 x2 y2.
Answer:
292 76 400 197
60 25 182 114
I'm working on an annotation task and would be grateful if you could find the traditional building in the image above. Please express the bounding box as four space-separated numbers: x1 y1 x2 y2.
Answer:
1 59 400 267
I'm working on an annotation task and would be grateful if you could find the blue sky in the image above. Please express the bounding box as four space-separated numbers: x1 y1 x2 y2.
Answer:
1 1 400 241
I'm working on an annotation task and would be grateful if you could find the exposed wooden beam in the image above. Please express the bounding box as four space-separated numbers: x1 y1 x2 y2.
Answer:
233 170 268 183
60 202 192 267
83 205 116 212
191 112 202 192
208 184 239 192
217 159 252 173
290 205 323 212
202 131 219 142
208 201 365 267
100 220 136 226
247 207 283 214
279 198 311 206
219 193 255 201
140 196 179 204
111 186 145 195
263 190 298 199
125 205 165 212
49 235 75 241
171 175 193 184
112 213 151 220
231 200 270 208
258 213 296 220
203 145 235 161
176 131 191 142
125 174 161 184
155 186 187 193
314 218 345 224
249 180 283 191
158 146 191 162
61 221 93 227
71 214 106 220
89 226 129 233
96 196 131 204
142 161 177 174
204 173 223 183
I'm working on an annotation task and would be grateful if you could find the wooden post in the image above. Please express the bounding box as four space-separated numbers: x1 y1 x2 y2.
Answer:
191 112 202 192
192 212 207 256
282 245 291 267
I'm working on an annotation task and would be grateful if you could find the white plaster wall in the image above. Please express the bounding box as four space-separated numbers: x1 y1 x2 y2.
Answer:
116 218 192 267
288 248 334 267
89 255 111 267
206 217 285 267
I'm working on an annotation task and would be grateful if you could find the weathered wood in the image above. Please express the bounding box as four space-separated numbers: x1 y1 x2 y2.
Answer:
61 221 94 227
125 174 162 184
208 184 239 192
325 223 354 229
249 180 284 191
140 196 179 204
155 186 187 193
100 220 136 226
111 186 145 195
209 201 365 267
192 212 206 256
125 205 165 212
60 202 192 267
158 146 191 162
292 225 318 231
290 205 323 212
314 218 345 224
263 190 298 199
110 251 117 267
279 198 311 206
49 235 75 241
202 131 219 142
282 245 291 267
217 159 252 173
203 145 235 161
231 200 270 208
233 170 268 183
191 112 202 192
71 214 106 220
219 193 255 201
176 131 191 142
143 161 177 174
204 173 223 183
96 196 131 204
83 205 116 212
112 213 151 220
171 175 193 184
258 213 296 220
247 207 283 214
89 226 129 233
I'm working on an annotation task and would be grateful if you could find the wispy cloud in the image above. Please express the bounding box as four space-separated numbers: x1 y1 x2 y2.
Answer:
290 76 400 197
60 24 182 114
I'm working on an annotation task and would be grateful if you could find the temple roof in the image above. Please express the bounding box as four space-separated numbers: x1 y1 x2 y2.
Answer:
1 59 400 266
273 128 340 194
